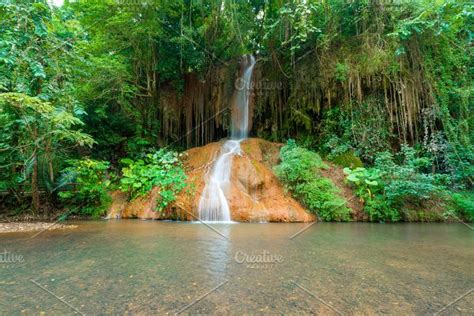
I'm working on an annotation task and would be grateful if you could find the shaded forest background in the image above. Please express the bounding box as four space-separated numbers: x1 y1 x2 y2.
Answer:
0 0 472 219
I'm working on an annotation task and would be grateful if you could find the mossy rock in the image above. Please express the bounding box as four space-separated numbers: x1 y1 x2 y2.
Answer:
330 151 363 169
403 209 444 222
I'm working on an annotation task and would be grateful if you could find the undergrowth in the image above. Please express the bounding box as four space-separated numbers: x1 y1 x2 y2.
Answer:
274 140 350 221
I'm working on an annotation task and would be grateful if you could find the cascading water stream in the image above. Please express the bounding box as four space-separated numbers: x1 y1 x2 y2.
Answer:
198 55 256 221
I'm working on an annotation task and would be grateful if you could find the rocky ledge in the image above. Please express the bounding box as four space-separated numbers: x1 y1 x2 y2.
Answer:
108 138 315 222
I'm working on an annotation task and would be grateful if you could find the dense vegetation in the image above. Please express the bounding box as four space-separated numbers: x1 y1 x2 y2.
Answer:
275 140 351 221
0 0 471 221
343 145 452 222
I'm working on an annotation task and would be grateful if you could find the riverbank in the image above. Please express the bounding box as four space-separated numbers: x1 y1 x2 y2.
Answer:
0 222 78 234
0 207 82 233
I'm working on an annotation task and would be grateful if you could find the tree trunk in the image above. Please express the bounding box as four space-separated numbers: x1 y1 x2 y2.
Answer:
31 126 40 214
31 151 40 214
46 140 54 185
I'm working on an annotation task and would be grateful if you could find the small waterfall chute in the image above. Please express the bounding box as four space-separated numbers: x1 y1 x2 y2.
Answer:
198 55 256 222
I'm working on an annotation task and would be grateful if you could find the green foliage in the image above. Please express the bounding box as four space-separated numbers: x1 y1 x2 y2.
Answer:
58 159 112 218
364 196 400 223
0 0 471 221
0 93 93 208
344 145 451 222
444 144 474 190
330 151 363 169
322 135 352 160
0 1 94 211
343 166 400 222
375 146 447 207
450 192 474 222
275 139 326 182
65 0 254 154
317 102 391 163
348 99 392 162
318 108 353 158
119 149 187 212
295 178 351 222
406 208 445 222
262 1 323 56
257 1 471 173
275 140 350 221
334 62 349 82
344 167 381 197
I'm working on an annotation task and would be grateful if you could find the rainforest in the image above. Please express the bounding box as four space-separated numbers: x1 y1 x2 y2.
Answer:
1 0 472 223
0 1 473 314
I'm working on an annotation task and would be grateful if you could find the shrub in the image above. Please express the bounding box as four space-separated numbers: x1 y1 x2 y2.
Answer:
349 99 392 162
275 140 350 221
276 139 325 181
318 101 392 163
343 166 399 222
364 196 400 222
343 167 382 197
331 151 364 169
58 159 112 218
296 179 351 221
119 149 187 211
323 135 352 159
445 144 474 190
406 209 444 222
344 145 449 222
374 146 446 208
450 192 474 222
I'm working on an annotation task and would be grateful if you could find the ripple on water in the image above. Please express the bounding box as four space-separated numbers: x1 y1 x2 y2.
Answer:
0 221 472 314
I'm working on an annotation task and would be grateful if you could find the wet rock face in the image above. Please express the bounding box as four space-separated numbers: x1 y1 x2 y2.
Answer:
108 138 315 222
106 188 161 220
228 150 313 222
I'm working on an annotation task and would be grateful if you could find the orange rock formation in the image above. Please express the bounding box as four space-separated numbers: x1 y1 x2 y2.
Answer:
107 138 315 222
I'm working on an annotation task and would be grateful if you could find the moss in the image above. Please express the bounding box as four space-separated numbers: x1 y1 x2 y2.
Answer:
330 151 363 169
250 158 263 175
403 209 444 222
242 143 251 154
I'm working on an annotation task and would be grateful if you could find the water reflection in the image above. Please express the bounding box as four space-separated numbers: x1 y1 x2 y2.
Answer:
0 221 472 314
195 223 232 278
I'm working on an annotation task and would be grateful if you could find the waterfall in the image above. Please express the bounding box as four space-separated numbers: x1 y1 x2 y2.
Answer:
198 55 256 221
231 55 255 139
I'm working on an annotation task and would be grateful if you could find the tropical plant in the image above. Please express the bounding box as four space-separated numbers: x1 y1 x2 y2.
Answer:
0 93 93 212
119 149 187 212
58 159 112 218
344 145 452 221
344 167 401 222
0 0 471 221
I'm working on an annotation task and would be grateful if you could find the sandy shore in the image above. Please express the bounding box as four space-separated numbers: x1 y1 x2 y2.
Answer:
0 222 78 234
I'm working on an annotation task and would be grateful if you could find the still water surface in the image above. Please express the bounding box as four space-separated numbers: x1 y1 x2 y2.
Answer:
1 221 472 315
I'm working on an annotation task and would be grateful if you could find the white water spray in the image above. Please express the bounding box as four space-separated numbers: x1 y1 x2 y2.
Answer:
198 55 256 221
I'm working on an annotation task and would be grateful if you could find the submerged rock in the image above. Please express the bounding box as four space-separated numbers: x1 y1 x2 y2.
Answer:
109 138 315 222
